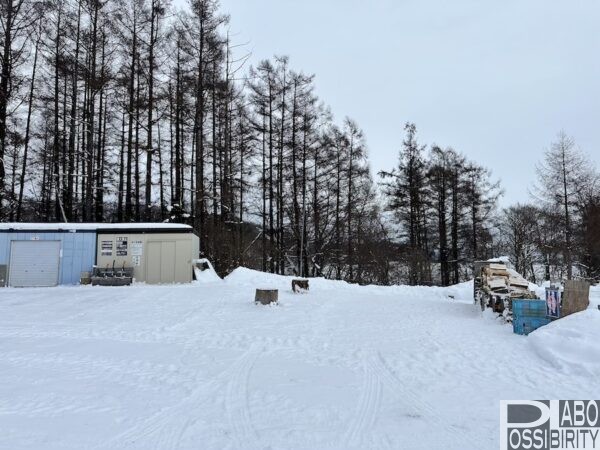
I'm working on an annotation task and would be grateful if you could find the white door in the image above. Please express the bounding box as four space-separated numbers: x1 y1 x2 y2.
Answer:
9 241 61 287
146 241 176 284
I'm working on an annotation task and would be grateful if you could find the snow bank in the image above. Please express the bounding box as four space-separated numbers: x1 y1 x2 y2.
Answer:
528 308 600 376
193 259 222 283
224 266 351 292
225 267 475 304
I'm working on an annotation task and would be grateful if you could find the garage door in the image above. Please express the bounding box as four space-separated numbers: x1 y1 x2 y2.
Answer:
9 241 61 287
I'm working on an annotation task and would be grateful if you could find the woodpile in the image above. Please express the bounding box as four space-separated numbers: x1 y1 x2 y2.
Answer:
474 260 537 315
481 263 535 299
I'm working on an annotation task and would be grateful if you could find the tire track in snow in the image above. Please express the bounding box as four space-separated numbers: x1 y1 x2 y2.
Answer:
0 326 182 346
343 357 383 449
369 352 489 450
0 350 192 394
225 344 262 450
98 344 262 450
0 325 359 370
155 343 262 450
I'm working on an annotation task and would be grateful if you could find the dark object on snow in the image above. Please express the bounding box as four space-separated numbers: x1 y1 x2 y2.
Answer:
562 280 590 317
255 289 278 305
196 261 210 271
0 265 6 287
91 263 133 286
292 279 309 293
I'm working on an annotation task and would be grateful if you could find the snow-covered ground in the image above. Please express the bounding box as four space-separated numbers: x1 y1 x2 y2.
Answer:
1 269 599 450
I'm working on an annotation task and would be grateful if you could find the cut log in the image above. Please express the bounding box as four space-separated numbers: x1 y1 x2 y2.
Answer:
255 289 278 305
292 279 309 293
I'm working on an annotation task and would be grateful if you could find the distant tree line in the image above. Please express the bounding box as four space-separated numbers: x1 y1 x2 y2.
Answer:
0 0 597 284
380 123 502 285
498 133 600 283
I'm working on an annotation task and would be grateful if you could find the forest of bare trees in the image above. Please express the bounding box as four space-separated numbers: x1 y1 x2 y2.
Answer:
1 0 598 284
499 133 600 283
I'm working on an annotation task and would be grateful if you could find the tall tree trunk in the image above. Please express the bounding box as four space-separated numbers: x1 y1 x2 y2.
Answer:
17 30 40 221
561 148 573 280
145 0 158 220
335 146 341 280
117 107 125 221
291 82 300 275
66 1 81 221
451 166 460 284
134 61 141 221
84 2 99 221
157 123 165 219
194 12 206 252
300 113 309 277
261 115 267 271
347 136 354 281
125 17 137 221
0 0 17 217
53 7 63 221
268 79 274 273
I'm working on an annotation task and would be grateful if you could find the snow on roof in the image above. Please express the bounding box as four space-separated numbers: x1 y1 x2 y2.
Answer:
485 256 511 263
0 222 193 232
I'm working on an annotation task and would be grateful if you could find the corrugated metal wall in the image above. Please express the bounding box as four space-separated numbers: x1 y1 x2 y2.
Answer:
0 231 96 285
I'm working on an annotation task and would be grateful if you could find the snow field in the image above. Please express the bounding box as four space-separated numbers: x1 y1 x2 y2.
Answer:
0 269 598 449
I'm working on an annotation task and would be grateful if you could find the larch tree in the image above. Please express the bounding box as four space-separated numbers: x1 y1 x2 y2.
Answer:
533 132 594 280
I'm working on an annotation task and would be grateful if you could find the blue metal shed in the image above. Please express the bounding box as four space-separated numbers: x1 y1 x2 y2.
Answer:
0 226 97 286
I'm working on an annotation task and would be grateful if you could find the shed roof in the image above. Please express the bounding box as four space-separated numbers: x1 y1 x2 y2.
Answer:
0 222 193 233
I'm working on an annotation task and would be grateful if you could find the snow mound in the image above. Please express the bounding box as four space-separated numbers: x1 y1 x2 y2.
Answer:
224 267 351 292
193 259 222 283
528 308 600 376
225 266 292 288
224 267 475 305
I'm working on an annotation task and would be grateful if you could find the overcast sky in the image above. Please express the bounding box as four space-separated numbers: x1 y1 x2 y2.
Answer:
207 0 599 205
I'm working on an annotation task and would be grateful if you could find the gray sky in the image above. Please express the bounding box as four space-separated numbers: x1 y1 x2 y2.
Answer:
216 0 599 205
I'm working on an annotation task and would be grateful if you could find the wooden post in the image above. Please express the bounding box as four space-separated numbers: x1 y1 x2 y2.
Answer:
255 289 278 305
292 279 309 293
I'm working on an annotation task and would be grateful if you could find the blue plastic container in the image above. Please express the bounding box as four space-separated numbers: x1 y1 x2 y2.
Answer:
512 299 547 318
512 299 551 335
513 316 551 335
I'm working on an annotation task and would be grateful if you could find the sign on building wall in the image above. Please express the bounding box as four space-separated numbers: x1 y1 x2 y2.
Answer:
116 237 128 256
131 241 143 256
101 240 113 256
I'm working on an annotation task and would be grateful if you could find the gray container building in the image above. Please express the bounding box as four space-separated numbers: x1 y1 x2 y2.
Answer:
0 223 199 287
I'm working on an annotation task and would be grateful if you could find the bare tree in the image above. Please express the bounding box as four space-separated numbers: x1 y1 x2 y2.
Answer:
533 132 594 279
